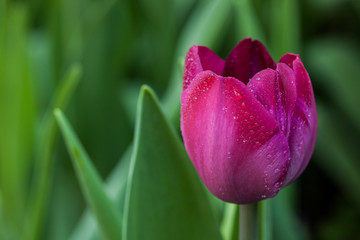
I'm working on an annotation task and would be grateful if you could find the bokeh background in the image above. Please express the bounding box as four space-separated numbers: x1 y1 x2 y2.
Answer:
0 0 360 239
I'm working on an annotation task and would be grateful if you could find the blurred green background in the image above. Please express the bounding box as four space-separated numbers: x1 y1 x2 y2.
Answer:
0 0 360 239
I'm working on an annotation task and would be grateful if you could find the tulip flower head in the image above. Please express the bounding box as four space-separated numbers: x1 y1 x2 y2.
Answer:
180 38 317 204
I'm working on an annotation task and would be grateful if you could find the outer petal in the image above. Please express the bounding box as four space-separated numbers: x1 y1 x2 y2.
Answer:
280 55 318 185
222 38 276 84
247 64 297 138
183 45 225 90
181 71 290 204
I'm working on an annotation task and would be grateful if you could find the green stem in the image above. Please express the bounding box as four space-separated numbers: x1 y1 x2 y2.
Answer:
239 204 255 240
258 200 272 240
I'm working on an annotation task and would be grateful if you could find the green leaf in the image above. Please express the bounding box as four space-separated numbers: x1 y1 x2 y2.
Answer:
54 109 122 240
69 146 132 240
0 4 35 237
24 63 82 240
123 86 222 240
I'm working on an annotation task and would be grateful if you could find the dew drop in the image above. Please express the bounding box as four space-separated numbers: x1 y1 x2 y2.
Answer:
233 89 243 99
241 102 246 109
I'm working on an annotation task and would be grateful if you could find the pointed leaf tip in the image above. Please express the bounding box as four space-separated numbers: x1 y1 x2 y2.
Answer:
55 110 123 240
124 86 221 240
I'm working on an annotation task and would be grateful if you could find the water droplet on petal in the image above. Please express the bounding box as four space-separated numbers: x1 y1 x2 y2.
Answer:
233 88 243 100
241 102 246 109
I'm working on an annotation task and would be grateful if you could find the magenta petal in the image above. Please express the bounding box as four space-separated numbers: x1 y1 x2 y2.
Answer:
276 63 297 137
182 45 225 90
222 38 276 84
247 69 278 115
248 64 297 138
181 71 290 204
279 53 297 69
283 103 317 186
281 56 317 185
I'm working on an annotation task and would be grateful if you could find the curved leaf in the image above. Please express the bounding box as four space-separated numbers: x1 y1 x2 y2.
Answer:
54 109 122 240
123 86 222 240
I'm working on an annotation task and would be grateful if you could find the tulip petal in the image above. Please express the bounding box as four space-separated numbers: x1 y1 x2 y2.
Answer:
181 71 290 204
280 54 314 107
222 38 276 84
183 45 225 90
247 64 297 138
283 103 317 186
280 56 318 185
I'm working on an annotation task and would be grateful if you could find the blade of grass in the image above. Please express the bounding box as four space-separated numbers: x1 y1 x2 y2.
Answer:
0 4 34 238
54 109 122 240
24 63 82 240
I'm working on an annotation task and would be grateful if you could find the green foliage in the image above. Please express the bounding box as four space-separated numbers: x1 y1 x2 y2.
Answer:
55 109 123 240
123 86 222 240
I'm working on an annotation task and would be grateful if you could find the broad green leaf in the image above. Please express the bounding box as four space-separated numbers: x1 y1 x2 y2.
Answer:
69 146 132 240
123 86 222 240
24 63 82 240
54 109 122 240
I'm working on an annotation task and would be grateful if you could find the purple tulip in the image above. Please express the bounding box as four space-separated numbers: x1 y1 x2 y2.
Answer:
180 38 317 204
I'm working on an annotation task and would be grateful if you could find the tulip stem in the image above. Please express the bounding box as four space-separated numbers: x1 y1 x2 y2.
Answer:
258 199 272 240
239 204 255 240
